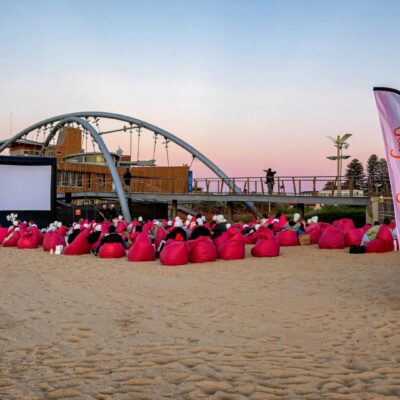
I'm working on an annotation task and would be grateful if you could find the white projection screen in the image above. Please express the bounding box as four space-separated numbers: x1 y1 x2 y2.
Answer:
0 164 52 210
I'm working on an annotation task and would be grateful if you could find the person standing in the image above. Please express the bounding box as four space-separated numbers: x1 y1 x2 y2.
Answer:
265 168 276 195
123 168 132 191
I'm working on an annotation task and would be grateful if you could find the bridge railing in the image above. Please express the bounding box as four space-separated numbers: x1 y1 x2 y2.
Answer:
56 175 392 197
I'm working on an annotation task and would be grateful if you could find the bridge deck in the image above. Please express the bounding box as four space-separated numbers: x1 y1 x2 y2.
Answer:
58 191 371 206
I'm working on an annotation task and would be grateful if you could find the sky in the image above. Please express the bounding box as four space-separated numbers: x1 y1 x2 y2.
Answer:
1 0 400 178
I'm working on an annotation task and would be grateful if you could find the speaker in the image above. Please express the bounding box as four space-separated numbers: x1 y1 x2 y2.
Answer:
65 192 72 203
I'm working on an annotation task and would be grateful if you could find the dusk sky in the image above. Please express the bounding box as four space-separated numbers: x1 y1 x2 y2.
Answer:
1 0 400 178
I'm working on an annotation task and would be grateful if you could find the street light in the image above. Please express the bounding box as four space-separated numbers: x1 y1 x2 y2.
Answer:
327 134 352 196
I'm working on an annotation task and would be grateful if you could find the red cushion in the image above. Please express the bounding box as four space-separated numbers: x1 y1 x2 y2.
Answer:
365 238 394 253
276 230 299 246
251 239 280 257
318 227 345 249
306 225 321 244
160 240 188 266
333 218 355 233
218 230 245 260
187 236 217 263
30 226 44 245
116 221 126 234
213 231 229 249
98 243 126 258
242 234 255 244
43 232 66 252
64 230 91 255
344 229 364 247
376 224 393 241
318 222 331 231
0 227 8 245
154 227 167 250
127 233 156 262
2 231 21 247
17 232 38 249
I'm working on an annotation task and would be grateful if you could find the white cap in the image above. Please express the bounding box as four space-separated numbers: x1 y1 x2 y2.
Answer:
293 213 301 222
95 225 102 232
186 214 192 220
12 220 18 226
202 216 206 222
167 220 172 226
118 215 123 220
311 216 318 224
84 223 89 228
74 224 81 230
174 219 183 227
212 215 217 221
56 221 62 228
138 216 143 222
196 218 203 226
307 219 312 225
226 223 231 229
216 215 225 223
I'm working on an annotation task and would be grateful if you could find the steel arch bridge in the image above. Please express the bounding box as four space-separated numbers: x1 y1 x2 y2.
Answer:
0 112 253 221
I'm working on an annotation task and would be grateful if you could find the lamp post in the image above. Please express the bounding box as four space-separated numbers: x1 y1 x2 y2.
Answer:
327 134 352 196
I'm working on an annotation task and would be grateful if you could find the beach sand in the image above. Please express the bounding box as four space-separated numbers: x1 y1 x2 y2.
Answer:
0 245 400 399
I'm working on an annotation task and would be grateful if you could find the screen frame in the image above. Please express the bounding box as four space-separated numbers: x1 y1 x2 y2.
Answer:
0 156 57 224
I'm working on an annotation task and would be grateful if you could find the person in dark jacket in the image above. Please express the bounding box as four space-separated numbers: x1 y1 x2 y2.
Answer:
190 218 211 240
87 225 103 245
123 168 132 191
91 225 126 256
108 204 117 221
211 214 227 239
67 224 81 244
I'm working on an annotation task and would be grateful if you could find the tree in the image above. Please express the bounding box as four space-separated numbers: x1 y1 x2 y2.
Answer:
366 154 379 182
344 158 365 190
376 158 391 194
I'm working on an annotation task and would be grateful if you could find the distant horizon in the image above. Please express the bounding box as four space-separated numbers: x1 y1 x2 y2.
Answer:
1 0 399 177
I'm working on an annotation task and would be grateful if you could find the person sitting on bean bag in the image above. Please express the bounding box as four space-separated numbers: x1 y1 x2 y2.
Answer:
189 217 211 240
67 223 81 244
156 217 186 256
91 224 127 256
211 214 227 239
87 225 103 247
361 220 386 246
283 213 305 235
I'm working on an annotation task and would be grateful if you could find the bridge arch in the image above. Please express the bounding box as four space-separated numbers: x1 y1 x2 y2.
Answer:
0 112 256 219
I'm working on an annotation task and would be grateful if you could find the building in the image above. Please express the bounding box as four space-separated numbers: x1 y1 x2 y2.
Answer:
1 126 190 196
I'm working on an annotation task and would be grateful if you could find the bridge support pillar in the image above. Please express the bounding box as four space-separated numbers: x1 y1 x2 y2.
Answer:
171 200 178 219
226 201 234 222
366 197 380 224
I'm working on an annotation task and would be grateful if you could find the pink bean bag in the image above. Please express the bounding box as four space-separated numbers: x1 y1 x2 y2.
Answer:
344 229 364 247
306 225 321 244
154 227 167 251
56 226 67 237
365 225 394 253
279 214 288 227
187 236 217 263
333 218 355 233
218 229 245 260
254 226 275 241
0 227 8 245
30 226 44 245
276 230 299 246
213 231 229 250
127 233 156 262
116 220 127 234
2 231 21 247
98 242 126 258
318 227 345 249
242 234 255 245
43 232 66 252
160 240 188 266
318 222 331 231
17 232 38 249
251 238 280 257
64 230 91 256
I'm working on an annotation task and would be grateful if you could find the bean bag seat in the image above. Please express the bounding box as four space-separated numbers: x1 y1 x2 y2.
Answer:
276 230 299 246
218 229 245 260
2 231 21 247
160 240 188 266
17 231 38 249
30 226 44 245
0 227 8 245
251 238 280 257
361 224 372 233
254 226 275 241
187 236 217 263
56 226 68 237
101 222 111 234
318 222 331 232
64 230 91 255
279 214 288 227
242 234 255 245
154 227 167 251
127 233 156 262
213 231 229 250
116 220 127 234
344 229 364 247
389 220 396 230
333 218 355 233
318 227 345 249
365 225 394 253
129 231 141 244
98 242 126 258
43 232 66 252
272 221 281 232
306 225 322 244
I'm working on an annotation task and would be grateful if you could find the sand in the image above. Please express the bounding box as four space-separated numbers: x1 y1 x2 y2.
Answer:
0 245 400 400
